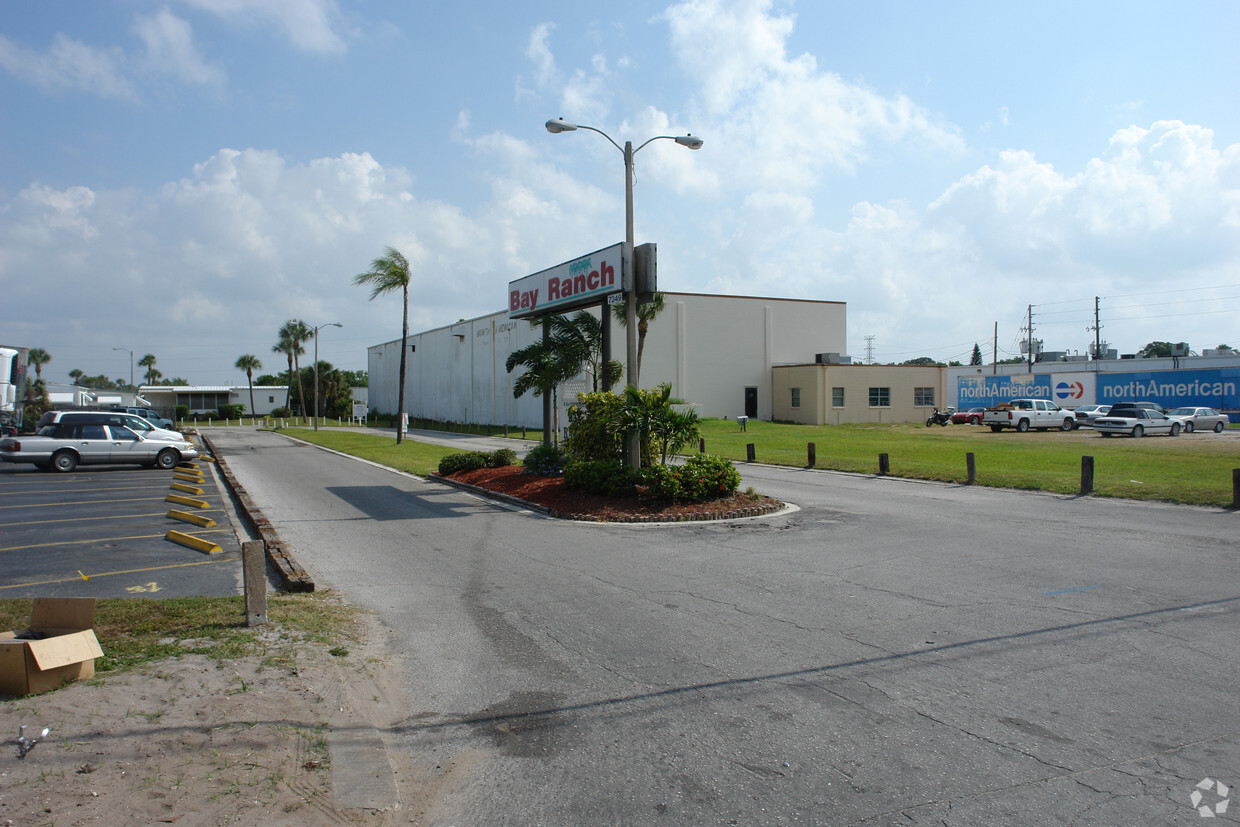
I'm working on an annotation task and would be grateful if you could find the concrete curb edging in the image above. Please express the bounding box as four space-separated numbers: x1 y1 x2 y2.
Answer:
200 434 314 592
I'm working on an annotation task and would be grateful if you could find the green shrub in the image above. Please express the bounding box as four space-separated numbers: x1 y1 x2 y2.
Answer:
217 403 246 419
523 443 566 476
564 392 624 462
175 404 190 420
677 454 741 501
438 451 490 475
488 448 518 468
564 458 636 496
638 464 683 501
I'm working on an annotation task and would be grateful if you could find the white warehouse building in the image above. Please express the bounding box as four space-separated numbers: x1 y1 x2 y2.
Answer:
366 292 847 428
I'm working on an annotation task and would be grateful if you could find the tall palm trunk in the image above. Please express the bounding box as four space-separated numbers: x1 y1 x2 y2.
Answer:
397 282 409 444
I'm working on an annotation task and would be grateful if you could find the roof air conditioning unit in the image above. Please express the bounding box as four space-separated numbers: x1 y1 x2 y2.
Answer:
1171 342 1189 357
815 353 842 364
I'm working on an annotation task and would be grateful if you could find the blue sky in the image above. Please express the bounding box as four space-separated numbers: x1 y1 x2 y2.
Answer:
2 0 1237 386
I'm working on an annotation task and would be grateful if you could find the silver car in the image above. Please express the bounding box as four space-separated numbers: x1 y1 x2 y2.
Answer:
39 410 186 442
1165 406 1230 433
1093 408 1181 438
0 418 197 472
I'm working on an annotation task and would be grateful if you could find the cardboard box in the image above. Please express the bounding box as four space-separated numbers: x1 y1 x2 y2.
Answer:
0 598 104 696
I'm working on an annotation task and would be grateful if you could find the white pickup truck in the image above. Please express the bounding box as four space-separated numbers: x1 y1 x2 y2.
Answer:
982 399 1077 432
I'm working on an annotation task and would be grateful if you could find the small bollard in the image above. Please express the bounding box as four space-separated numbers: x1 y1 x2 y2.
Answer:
808 442 816 467
737 415 749 431
746 443 756 462
504 424 509 438
1233 468 1239 510
243 540 268 626
966 452 976 484
699 437 705 454
879 453 890 475
1081 456 1095 495
522 426 527 439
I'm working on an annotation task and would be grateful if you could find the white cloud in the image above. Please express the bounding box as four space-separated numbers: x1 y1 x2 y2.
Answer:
660 0 965 194
177 0 348 55
0 32 138 101
133 8 225 89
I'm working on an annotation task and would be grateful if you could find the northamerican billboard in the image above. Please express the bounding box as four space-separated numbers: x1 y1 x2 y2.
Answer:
956 367 1238 410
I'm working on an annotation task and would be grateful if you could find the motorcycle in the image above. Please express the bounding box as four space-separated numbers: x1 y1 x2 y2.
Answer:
925 408 952 427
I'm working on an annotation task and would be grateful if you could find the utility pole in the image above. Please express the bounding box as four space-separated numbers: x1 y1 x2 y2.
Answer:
992 321 998 375
1086 296 1103 364
864 335 876 365
1024 304 1035 373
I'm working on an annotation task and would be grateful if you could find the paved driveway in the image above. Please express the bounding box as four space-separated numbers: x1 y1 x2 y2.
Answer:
209 427 1238 825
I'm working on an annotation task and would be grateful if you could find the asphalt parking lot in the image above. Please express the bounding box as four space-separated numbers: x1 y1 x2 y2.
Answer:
0 451 243 600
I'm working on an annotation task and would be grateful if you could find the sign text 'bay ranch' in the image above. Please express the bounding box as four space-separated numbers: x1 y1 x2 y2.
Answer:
507 243 623 319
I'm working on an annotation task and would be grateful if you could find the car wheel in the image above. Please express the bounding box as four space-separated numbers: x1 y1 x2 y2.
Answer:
1215 422 1226 433
1016 419 1030 433
969 415 980 425
155 448 180 470
1170 423 1181 436
989 425 1003 432
1061 418 1074 431
1132 425 1144 438
51 450 78 472
1101 432 1113 438
1184 422 1194 433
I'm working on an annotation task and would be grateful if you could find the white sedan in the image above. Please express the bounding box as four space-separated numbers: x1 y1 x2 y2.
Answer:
1165 406 1230 433
1094 408 1182 438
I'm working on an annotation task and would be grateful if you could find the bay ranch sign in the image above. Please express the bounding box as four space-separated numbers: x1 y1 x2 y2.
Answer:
508 243 625 320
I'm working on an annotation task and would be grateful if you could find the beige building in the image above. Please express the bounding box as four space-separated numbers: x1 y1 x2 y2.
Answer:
772 363 950 425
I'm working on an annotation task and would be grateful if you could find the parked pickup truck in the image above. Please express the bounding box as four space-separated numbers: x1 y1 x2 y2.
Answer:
983 399 1077 432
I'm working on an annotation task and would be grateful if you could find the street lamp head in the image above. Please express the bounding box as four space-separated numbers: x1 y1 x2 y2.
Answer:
675 134 704 150
545 118 578 134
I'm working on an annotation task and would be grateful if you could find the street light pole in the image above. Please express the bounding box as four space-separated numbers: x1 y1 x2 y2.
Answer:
545 118 702 468
312 323 342 432
112 347 133 391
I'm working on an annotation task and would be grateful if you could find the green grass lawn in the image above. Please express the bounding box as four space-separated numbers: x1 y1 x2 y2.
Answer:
695 419 1239 507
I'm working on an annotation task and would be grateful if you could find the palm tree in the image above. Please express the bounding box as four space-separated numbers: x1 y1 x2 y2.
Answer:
138 353 158 386
272 334 296 410
235 354 262 415
505 325 583 445
279 320 313 417
353 247 412 443
27 348 51 381
611 291 666 386
69 368 84 385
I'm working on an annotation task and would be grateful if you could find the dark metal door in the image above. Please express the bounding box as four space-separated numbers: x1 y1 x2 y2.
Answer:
744 387 758 419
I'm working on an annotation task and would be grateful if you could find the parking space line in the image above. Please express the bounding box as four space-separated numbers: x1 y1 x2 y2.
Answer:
0 527 233 552
0 509 228 528
0 558 229 590
0 496 201 510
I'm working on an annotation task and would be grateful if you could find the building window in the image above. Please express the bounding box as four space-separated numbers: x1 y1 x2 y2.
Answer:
269 396 275 403
790 388 801 408
832 387 845 408
869 387 890 407
914 387 935 407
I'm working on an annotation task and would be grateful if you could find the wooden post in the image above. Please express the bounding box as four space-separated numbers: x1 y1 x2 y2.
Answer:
522 425 527 439
243 540 267 627
699 437 705 454
746 443 755 462
504 424 509 438
808 442 816 467
879 453 889 475
1081 456 1095 495
966 452 976 484
1232 468 1239 509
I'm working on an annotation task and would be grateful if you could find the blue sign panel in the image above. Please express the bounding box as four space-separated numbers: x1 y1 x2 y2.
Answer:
1097 368 1239 410
956 375 1054 409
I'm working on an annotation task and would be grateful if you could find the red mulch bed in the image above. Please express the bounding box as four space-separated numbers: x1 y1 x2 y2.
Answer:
441 464 782 523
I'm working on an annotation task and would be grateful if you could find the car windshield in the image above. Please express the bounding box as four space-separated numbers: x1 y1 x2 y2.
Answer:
1168 408 1195 416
